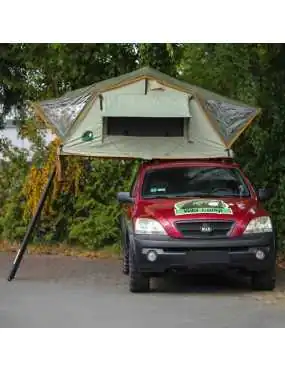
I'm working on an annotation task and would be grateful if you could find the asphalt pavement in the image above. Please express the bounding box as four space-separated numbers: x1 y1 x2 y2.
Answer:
1 252 285 327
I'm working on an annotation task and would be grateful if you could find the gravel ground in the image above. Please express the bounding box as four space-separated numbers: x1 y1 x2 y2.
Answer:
1 252 285 327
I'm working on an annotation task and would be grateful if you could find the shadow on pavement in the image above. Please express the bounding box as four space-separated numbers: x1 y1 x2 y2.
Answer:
151 271 252 294
151 268 285 295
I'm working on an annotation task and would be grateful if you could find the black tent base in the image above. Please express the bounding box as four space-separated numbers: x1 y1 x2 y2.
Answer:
7 167 56 282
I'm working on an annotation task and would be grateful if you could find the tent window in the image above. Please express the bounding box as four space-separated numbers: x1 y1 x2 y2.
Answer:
105 117 184 137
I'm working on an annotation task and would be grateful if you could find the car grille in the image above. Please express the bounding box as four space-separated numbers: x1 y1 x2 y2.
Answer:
175 220 234 238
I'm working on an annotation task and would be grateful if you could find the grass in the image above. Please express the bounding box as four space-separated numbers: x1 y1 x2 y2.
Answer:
0 240 121 260
277 249 285 269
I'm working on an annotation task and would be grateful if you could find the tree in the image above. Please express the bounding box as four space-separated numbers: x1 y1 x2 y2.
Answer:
138 43 183 76
0 43 28 127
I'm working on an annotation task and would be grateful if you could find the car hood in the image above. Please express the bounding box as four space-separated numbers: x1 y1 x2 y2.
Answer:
137 197 260 222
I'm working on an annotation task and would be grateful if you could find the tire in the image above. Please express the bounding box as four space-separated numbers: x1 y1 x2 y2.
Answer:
129 248 150 293
251 265 276 291
119 217 129 275
122 239 129 276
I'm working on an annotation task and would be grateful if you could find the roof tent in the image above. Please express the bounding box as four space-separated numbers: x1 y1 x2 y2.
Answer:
32 67 261 160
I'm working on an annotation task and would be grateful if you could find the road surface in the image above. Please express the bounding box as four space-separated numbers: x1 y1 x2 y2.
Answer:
1 252 285 327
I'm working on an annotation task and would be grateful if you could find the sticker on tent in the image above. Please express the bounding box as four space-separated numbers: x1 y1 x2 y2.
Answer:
174 199 233 216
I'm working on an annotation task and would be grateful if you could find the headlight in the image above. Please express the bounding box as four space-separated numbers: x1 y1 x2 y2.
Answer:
244 216 272 234
134 218 166 235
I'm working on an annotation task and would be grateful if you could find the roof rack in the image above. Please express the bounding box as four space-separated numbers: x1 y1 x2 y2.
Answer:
144 157 236 164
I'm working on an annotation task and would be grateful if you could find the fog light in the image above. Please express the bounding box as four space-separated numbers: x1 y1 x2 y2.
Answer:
256 249 265 260
147 250 157 262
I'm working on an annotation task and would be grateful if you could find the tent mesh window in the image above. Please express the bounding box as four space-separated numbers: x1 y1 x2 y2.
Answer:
105 117 185 137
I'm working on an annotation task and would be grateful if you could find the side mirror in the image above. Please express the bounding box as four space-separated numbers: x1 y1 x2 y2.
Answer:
258 188 274 202
117 191 134 204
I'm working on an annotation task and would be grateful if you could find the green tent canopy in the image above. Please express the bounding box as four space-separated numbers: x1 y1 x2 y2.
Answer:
32 67 261 160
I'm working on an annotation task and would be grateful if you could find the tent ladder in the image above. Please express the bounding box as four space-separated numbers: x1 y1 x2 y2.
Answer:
7 166 56 282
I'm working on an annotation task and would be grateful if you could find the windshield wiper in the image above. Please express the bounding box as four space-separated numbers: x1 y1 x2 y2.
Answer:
177 192 213 197
143 195 173 199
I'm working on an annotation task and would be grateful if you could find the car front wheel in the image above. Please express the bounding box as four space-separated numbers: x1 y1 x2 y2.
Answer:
129 249 150 293
122 239 129 275
120 217 129 275
251 265 276 291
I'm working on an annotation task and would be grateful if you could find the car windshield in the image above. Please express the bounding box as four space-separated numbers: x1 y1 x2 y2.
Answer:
142 166 251 199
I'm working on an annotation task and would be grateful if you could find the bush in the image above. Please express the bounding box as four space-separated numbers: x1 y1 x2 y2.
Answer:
0 140 138 250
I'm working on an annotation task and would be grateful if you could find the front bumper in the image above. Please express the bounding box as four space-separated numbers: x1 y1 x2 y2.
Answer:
132 233 276 273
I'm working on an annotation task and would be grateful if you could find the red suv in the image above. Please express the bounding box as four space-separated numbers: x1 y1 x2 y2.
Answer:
117 159 277 293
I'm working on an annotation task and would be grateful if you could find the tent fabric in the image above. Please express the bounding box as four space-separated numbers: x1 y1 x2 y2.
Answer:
35 85 93 138
51 95 234 159
32 67 261 160
199 98 257 146
62 137 232 160
103 93 191 118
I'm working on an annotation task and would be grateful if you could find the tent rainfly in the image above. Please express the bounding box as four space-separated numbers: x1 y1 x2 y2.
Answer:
32 67 261 160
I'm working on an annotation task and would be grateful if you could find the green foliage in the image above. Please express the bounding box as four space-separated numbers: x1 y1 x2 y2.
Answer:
138 43 184 76
0 44 28 127
68 159 135 248
0 138 30 241
181 44 259 103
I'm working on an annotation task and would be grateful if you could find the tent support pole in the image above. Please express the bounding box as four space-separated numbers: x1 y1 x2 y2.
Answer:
7 166 56 282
